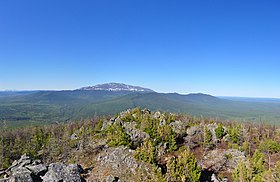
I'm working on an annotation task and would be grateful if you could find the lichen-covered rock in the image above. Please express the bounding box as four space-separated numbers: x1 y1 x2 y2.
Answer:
1 155 85 182
42 163 83 182
187 125 201 136
201 149 246 173
96 147 139 172
9 167 33 182
9 154 32 173
184 125 203 149
122 122 149 147
207 123 218 143
92 147 155 181
169 120 188 137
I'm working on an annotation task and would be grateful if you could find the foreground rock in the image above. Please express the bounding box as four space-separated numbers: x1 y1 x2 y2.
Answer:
88 146 158 181
0 154 85 182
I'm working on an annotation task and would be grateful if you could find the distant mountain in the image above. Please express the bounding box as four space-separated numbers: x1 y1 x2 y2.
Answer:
1 83 280 127
78 83 154 92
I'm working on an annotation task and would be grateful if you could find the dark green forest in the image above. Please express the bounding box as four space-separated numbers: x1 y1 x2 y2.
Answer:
1 90 280 128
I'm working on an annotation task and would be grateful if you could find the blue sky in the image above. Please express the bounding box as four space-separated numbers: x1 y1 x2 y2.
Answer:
1 0 280 98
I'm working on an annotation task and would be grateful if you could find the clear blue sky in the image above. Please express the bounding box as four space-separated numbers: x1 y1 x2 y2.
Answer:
1 0 280 98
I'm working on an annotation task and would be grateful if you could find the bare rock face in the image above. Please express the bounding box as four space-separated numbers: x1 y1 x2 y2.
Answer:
42 163 83 182
96 147 139 172
91 147 154 181
201 149 246 173
184 125 203 149
186 125 201 136
169 120 188 137
9 167 33 182
1 154 45 182
0 155 85 182
207 123 218 143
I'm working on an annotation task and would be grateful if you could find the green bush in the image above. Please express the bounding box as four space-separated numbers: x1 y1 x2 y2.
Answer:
157 125 177 152
228 126 240 144
133 139 156 164
258 139 280 154
94 119 104 132
105 122 132 147
203 125 212 148
215 123 225 140
233 149 265 182
166 147 201 182
232 161 251 182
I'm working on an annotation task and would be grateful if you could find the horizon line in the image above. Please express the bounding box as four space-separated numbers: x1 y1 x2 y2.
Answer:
1 89 280 99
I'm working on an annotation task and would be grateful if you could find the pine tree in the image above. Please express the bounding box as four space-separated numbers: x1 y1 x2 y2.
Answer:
133 139 156 164
203 125 212 149
166 147 201 182
228 125 240 144
232 161 252 182
215 123 225 140
157 125 177 152
233 149 266 182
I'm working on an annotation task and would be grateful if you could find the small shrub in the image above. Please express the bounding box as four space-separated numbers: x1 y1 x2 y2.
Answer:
157 125 177 152
133 139 156 164
233 149 265 182
94 119 104 133
203 126 212 148
105 123 132 148
215 123 225 140
228 126 240 144
166 147 201 182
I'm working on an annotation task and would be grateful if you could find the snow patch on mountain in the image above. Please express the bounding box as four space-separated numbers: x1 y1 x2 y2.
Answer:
78 83 154 92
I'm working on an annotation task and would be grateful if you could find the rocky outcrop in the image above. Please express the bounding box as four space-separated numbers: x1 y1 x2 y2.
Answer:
89 147 153 181
207 123 219 143
122 122 149 147
42 163 84 182
186 125 201 136
184 125 203 149
201 149 246 173
0 154 85 182
100 109 151 148
96 147 140 173
169 120 188 137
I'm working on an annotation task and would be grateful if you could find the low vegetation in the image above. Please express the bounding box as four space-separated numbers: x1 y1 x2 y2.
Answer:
0 108 280 181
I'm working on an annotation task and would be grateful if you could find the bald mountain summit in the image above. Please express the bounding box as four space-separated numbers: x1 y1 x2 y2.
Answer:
78 83 154 92
0 83 280 127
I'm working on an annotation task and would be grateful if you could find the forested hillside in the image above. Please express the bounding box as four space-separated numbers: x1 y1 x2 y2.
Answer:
1 86 280 128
